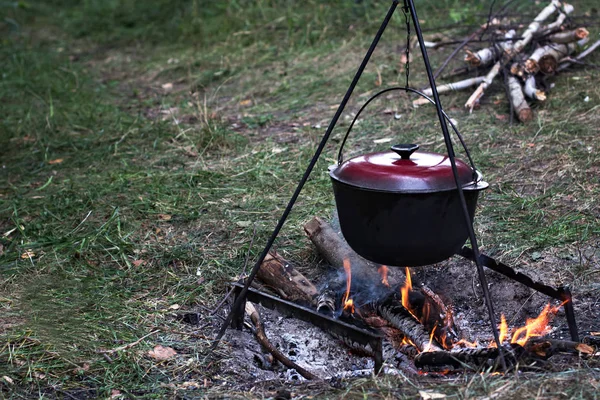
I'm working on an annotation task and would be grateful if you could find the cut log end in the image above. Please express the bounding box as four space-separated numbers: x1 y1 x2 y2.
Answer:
539 55 559 75
518 109 534 123
575 27 589 40
464 50 481 67
525 59 540 74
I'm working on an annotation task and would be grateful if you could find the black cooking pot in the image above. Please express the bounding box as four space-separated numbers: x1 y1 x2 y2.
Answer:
329 88 488 267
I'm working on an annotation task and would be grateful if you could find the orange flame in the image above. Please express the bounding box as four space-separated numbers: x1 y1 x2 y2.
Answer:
454 339 478 348
378 265 390 287
511 303 560 346
499 314 508 344
424 325 437 352
401 267 413 310
342 259 354 313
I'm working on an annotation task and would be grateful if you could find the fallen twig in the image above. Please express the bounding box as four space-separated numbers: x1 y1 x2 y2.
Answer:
245 302 320 380
97 330 159 354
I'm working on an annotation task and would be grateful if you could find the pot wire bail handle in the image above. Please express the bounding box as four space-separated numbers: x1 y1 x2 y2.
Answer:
336 87 478 183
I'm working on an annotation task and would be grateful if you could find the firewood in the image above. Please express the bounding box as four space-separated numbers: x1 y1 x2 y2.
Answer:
256 251 318 306
539 3 574 34
507 75 533 123
548 28 589 44
523 75 547 101
512 0 562 54
315 285 336 316
413 345 526 370
557 39 600 72
413 76 485 106
525 41 581 74
464 30 516 67
304 216 458 346
245 302 320 380
465 0 562 110
376 291 443 353
510 62 527 78
524 338 595 357
303 217 398 287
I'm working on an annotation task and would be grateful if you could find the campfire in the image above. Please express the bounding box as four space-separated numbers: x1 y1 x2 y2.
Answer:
214 0 598 382
228 217 595 379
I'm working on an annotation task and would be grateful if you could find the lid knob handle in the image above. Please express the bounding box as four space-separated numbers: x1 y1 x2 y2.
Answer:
391 144 419 160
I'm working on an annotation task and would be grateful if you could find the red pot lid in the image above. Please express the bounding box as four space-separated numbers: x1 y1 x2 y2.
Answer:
330 144 477 193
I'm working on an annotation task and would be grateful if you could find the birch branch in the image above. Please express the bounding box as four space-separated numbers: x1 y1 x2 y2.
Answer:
529 39 587 74
413 76 485 106
557 39 600 71
465 0 562 110
464 30 516 67
540 3 574 33
523 75 546 101
548 28 589 44
510 62 527 78
512 0 562 53
508 75 533 122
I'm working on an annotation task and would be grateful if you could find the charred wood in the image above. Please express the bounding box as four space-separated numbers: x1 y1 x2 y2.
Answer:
377 291 443 353
315 285 337 317
524 338 595 358
414 345 527 370
256 251 318 306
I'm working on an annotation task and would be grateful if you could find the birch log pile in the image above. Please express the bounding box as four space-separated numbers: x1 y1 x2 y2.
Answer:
413 0 598 122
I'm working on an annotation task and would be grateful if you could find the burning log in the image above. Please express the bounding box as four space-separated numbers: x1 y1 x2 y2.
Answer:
377 290 443 353
305 217 458 347
256 251 318 306
304 217 384 280
507 75 533 123
524 338 595 358
245 302 320 380
414 345 526 370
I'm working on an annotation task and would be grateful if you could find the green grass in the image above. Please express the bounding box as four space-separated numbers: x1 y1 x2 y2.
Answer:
1 0 599 397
